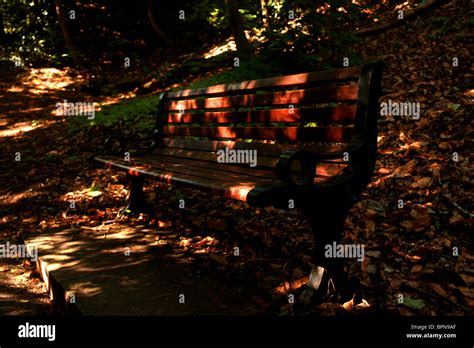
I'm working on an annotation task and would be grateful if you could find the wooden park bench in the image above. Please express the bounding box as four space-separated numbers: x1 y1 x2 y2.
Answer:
91 61 385 301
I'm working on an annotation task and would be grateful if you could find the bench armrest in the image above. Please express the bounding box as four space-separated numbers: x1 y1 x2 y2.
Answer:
276 150 317 187
104 133 128 155
276 145 362 188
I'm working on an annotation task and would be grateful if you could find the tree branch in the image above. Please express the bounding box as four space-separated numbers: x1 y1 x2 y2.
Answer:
147 0 167 42
356 0 446 37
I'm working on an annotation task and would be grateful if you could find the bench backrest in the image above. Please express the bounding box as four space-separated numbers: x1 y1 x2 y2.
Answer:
152 62 384 189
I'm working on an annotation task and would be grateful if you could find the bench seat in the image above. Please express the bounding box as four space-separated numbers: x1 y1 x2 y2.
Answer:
94 153 275 201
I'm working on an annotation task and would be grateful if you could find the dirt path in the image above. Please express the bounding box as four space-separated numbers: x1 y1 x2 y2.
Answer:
0 68 99 315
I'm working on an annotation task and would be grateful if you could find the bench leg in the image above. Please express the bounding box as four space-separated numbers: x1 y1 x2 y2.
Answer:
302 196 360 303
126 175 152 214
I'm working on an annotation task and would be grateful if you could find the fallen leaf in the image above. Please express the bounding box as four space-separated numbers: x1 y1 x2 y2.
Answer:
366 251 382 258
209 254 228 266
401 206 431 231
194 236 217 247
87 190 102 197
448 103 461 111
178 238 192 248
449 213 464 225
426 283 449 297
191 219 203 227
367 264 377 275
438 142 451 150
393 159 417 177
411 177 432 189
403 297 425 310
377 167 391 174
315 302 344 315
342 297 355 311
390 279 402 289
355 299 371 309
272 277 307 295
207 219 227 231
459 274 474 286
464 298 474 308
458 287 474 299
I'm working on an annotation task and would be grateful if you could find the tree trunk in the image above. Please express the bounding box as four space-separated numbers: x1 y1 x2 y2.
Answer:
147 0 167 42
225 0 251 58
54 0 81 66
0 12 5 43
260 0 269 30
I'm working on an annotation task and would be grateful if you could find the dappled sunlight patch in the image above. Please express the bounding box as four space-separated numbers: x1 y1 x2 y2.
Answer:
18 68 82 94
175 235 220 255
97 92 137 108
86 226 144 240
342 297 371 311
203 38 236 59
67 281 102 298
464 89 474 98
40 254 79 273
0 120 50 137
0 191 41 206
6 86 25 93
62 182 109 202
226 184 254 201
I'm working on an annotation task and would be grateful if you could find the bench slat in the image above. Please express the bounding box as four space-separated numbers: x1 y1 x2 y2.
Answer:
150 148 279 171
133 156 275 184
163 105 356 124
159 137 349 157
163 85 358 111
162 126 354 142
145 153 276 179
165 66 361 99
94 155 271 201
148 150 346 178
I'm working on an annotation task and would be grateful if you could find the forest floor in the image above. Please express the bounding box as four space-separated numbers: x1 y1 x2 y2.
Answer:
0 0 472 316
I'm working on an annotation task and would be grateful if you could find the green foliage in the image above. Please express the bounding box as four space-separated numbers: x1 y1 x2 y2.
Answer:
0 0 66 66
189 0 261 32
95 95 158 130
68 94 158 136
185 57 282 89
207 6 227 29
401 297 426 310
258 0 365 69
87 183 102 197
